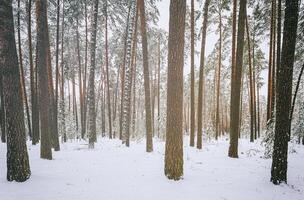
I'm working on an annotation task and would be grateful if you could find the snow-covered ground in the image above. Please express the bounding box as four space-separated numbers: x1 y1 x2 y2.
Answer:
0 137 303 200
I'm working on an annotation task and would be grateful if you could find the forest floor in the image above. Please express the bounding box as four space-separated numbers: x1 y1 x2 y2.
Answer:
0 136 304 200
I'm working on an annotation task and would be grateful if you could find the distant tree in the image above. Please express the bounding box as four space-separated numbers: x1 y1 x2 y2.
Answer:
190 0 195 147
0 0 31 182
164 0 186 180
271 0 300 184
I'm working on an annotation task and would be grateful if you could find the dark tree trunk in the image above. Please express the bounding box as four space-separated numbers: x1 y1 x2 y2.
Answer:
87 0 99 148
0 0 31 182
164 0 186 180
138 0 153 152
271 0 299 184
0 73 6 143
197 0 211 150
228 0 247 158
190 0 195 147
55 0 60 145
36 0 52 159
82 0 88 139
17 0 32 140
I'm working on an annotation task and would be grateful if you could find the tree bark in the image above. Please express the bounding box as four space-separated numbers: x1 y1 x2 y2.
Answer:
190 0 195 147
0 0 31 182
197 0 211 150
271 0 299 184
164 0 186 180
87 0 99 148
228 0 247 158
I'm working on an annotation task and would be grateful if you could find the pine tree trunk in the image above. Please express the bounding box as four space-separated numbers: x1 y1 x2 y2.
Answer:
105 0 113 139
228 0 247 158
0 0 31 182
27 0 40 145
190 0 195 147
138 0 153 152
215 7 222 141
271 0 299 184
17 0 32 140
82 0 88 139
87 0 99 148
165 0 186 180
245 14 254 143
197 0 211 150
36 0 53 160
55 0 60 144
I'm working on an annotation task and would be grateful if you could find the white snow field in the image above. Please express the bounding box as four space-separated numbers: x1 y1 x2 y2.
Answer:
0 137 303 200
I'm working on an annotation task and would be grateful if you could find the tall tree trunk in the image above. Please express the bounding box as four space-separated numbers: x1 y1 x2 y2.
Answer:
55 0 60 145
138 0 153 152
228 0 247 158
267 0 276 121
0 0 31 182
121 0 137 146
82 0 88 139
245 14 254 142
36 0 52 160
28 0 39 145
271 0 299 184
157 36 161 138
164 0 186 180
60 0 66 143
17 0 32 140
105 0 112 139
76 15 84 139
215 6 222 141
190 0 195 147
87 0 99 148
197 0 211 149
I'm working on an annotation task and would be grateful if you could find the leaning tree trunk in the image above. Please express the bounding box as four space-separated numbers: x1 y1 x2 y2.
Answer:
17 0 32 140
0 0 31 182
197 0 211 150
271 0 299 184
36 0 52 160
228 0 247 158
164 0 186 181
87 0 99 148
138 0 153 152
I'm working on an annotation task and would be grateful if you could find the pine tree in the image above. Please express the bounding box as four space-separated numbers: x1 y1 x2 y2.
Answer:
197 0 211 150
271 0 300 184
164 0 186 180
0 0 31 182
36 0 52 160
87 0 99 148
190 0 195 147
228 0 247 158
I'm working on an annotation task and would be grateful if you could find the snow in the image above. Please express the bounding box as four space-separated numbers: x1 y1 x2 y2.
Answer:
1 137 303 200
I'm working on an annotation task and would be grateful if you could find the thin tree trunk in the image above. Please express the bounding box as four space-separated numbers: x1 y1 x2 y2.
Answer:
82 0 88 139
105 0 112 139
55 0 60 145
138 0 153 152
0 74 5 143
197 0 211 150
190 0 195 147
